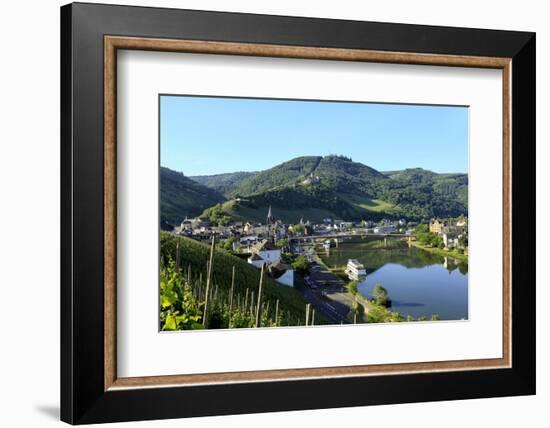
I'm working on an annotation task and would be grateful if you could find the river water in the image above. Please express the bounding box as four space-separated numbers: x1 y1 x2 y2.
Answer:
319 237 468 320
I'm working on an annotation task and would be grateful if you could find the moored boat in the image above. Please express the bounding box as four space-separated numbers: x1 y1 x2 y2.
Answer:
344 259 367 280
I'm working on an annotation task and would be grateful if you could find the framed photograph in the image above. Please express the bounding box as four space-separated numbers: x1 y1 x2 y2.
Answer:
61 2 535 424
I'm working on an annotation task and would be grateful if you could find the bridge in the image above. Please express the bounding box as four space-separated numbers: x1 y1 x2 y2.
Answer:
289 232 414 243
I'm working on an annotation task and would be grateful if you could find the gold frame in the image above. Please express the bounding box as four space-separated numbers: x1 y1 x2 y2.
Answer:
104 36 512 391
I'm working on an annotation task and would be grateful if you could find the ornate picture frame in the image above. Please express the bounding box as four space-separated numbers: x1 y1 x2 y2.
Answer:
61 2 535 424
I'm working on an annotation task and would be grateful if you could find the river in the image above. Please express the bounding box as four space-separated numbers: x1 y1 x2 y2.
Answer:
319 237 468 320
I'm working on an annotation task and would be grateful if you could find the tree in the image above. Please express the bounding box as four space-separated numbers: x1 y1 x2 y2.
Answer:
366 304 389 323
416 226 444 248
415 223 433 246
275 238 289 249
346 280 359 296
221 236 236 252
458 234 468 248
292 255 310 276
202 203 231 226
415 223 429 234
373 284 389 307
432 234 444 249
281 252 295 264
290 223 305 236
389 311 405 322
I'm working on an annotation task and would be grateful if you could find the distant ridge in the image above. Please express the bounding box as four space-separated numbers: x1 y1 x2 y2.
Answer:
162 155 467 225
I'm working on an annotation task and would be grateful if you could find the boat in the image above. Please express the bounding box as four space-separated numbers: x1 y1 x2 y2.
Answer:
344 259 367 280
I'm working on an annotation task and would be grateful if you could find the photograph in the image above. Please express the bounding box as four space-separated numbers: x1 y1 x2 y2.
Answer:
53 2 536 424
159 95 469 330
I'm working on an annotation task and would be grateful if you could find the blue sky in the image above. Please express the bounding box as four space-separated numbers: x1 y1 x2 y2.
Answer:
160 95 468 176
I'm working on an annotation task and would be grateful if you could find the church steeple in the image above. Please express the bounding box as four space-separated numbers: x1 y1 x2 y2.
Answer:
267 204 275 225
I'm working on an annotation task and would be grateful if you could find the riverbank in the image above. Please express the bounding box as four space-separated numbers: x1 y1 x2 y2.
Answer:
345 281 371 308
317 255 413 323
314 239 466 320
409 241 468 263
319 250 446 322
316 251 409 322
308 253 368 322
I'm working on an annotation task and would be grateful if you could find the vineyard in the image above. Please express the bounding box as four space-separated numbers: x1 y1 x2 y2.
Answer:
160 232 326 330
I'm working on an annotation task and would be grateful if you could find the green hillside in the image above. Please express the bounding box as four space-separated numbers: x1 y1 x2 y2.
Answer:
342 194 402 215
160 233 320 326
205 198 350 224
312 155 387 196
382 168 468 219
169 156 468 224
228 156 323 197
222 155 387 198
160 167 226 225
196 156 467 222
190 171 257 195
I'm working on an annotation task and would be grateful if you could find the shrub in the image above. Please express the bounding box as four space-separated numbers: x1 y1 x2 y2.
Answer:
373 284 389 306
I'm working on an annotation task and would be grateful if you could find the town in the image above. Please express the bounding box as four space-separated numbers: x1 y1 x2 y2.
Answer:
167 206 468 293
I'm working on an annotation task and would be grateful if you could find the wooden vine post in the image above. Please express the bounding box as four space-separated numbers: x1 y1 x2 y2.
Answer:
228 265 235 316
202 235 215 328
255 263 265 328
175 242 180 273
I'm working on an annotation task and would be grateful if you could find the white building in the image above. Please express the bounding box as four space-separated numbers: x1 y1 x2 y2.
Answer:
247 239 282 267
247 241 294 287
442 232 460 249
250 239 281 263
276 269 294 287
240 235 258 245
267 260 294 287
344 259 367 280
248 253 265 268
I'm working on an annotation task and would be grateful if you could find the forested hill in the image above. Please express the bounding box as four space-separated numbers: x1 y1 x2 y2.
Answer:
160 167 226 225
189 171 256 196
164 156 468 224
383 168 468 214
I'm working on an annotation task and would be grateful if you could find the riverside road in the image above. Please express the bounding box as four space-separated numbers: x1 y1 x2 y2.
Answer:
295 258 354 325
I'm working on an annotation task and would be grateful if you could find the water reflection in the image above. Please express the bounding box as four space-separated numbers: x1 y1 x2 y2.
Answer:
320 237 468 320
